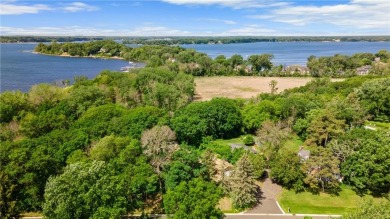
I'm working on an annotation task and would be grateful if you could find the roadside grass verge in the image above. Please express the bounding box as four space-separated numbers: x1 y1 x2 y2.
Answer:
278 185 386 214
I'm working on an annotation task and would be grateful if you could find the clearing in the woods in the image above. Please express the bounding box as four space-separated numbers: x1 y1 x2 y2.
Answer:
194 76 332 101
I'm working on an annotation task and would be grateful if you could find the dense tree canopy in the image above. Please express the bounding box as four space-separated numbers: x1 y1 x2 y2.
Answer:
341 131 390 196
43 161 128 219
164 178 223 219
172 98 242 146
1 47 390 219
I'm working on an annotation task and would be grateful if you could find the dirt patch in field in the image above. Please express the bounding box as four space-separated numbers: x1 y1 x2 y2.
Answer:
194 77 312 101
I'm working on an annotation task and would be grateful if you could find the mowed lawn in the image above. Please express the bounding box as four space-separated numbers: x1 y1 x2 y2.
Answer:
278 185 385 214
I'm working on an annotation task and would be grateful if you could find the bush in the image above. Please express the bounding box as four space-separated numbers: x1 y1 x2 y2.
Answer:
243 135 255 146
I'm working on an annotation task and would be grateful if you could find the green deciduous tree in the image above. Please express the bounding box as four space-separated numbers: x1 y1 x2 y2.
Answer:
164 178 223 219
28 84 68 110
0 91 30 124
248 54 274 73
109 106 167 139
256 120 291 155
343 198 390 219
89 135 133 161
341 131 390 196
72 104 125 140
242 100 280 133
302 147 341 193
269 150 305 192
172 98 242 146
248 153 266 179
164 147 208 190
356 77 390 122
67 85 110 117
43 161 128 219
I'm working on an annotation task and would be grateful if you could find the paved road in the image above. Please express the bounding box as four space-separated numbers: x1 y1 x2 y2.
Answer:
226 213 341 219
24 213 341 219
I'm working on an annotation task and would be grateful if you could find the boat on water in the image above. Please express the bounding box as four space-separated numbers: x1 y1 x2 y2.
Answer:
120 61 139 72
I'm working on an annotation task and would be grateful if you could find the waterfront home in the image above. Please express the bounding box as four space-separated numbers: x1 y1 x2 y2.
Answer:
285 65 310 75
356 65 372 75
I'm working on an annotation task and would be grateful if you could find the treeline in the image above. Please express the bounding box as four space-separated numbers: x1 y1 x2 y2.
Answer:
0 36 103 43
3 36 390 44
308 50 390 77
34 40 131 57
35 40 390 77
122 36 390 45
1 66 389 218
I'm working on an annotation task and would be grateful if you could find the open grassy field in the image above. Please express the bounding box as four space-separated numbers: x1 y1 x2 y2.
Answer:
278 185 387 214
194 76 314 101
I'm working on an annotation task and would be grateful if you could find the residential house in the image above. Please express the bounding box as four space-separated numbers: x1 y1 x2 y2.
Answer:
285 65 310 75
298 146 310 160
356 65 372 75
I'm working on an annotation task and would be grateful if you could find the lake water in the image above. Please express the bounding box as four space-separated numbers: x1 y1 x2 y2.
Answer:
182 42 390 65
1 42 389 92
1 43 129 92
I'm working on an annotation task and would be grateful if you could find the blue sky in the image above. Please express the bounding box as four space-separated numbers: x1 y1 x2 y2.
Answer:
1 0 389 36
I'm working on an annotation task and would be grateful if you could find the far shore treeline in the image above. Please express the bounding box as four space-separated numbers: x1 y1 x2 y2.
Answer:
34 40 390 77
2 35 390 44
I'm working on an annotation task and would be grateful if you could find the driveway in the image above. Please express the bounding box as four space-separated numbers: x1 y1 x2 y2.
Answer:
245 177 284 214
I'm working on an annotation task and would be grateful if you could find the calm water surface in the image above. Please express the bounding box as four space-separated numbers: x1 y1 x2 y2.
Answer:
1 43 129 92
183 42 390 65
1 42 389 92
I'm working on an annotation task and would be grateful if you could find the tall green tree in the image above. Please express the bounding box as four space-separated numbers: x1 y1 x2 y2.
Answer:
356 78 390 122
164 178 223 219
242 100 280 133
164 147 208 190
43 161 129 219
341 131 390 195
302 147 341 193
256 120 291 155
248 54 273 73
172 98 242 146
269 150 305 191
305 109 345 147
0 91 30 124
229 153 258 209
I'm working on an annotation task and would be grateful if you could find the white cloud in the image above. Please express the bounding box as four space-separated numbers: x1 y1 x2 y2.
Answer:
63 2 99 12
200 18 237 25
0 26 192 36
249 0 390 31
0 2 52 15
161 0 290 9
0 1 99 15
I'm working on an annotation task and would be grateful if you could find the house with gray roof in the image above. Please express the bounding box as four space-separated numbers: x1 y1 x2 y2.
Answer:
298 146 310 160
